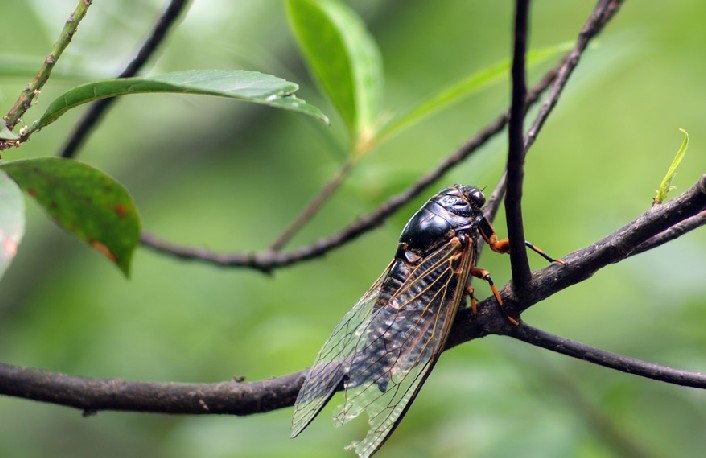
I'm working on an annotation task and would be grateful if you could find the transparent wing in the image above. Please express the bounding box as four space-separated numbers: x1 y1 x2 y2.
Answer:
292 237 474 458
338 239 473 457
291 264 392 438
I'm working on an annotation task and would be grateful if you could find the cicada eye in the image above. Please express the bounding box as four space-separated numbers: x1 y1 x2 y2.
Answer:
468 187 485 208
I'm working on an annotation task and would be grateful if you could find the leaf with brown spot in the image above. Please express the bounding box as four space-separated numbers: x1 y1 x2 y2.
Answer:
1 158 140 277
90 241 117 263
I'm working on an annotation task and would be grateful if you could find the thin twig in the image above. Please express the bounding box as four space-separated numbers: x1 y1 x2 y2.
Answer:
1 0 93 147
628 209 706 257
505 0 532 295
508 324 706 389
59 0 191 159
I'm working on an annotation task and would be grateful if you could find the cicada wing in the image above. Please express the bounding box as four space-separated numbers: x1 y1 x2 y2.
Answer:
291 265 392 438
337 239 474 458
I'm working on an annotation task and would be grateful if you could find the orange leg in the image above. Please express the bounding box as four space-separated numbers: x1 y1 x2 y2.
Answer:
465 285 478 315
487 236 564 264
470 267 520 326
479 218 565 264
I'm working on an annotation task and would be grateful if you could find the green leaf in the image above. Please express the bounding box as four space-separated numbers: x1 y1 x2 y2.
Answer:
29 70 329 134
286 0 383 149
0 158 141 277
654 128 689 205
0 169 25 279
375 42 572 146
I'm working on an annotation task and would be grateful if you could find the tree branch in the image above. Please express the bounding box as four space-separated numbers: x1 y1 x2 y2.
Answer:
58 0 191 159
507 324 706 388
506 0 532 295
0 363 304 415
2 175 703 415
628 209 706 257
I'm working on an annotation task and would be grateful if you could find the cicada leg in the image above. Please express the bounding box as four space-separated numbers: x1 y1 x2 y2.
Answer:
465 285 478 315
522 240 566 264
470 267 520 326
478 216 565 265
486 237 564 264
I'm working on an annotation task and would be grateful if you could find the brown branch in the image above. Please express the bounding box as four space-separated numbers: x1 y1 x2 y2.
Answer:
2 175 704 415
507 324 706 388
505 0 532 295
59 0 191 159
0 363 303 415
628 209 706 257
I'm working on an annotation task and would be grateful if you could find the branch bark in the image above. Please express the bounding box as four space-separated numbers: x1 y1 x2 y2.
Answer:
0 363 303 415
508 324 706 389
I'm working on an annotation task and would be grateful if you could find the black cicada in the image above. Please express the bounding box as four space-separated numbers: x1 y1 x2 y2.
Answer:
291 185 561 457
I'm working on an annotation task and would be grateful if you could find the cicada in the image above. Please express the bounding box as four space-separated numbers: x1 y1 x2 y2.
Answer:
291 185 561 457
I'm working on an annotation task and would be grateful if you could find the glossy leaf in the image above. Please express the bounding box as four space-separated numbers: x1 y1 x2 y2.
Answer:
1 158 140 277
286 0 383 148
29 70 328 134
0 169 25 279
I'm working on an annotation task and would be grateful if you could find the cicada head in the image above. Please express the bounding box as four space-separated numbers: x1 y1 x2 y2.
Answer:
436 185 485 217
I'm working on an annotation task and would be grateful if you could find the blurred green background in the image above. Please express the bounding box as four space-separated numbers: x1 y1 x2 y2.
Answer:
1 1 705 457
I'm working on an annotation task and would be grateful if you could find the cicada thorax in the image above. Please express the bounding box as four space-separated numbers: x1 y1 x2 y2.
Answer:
342 186 485 393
